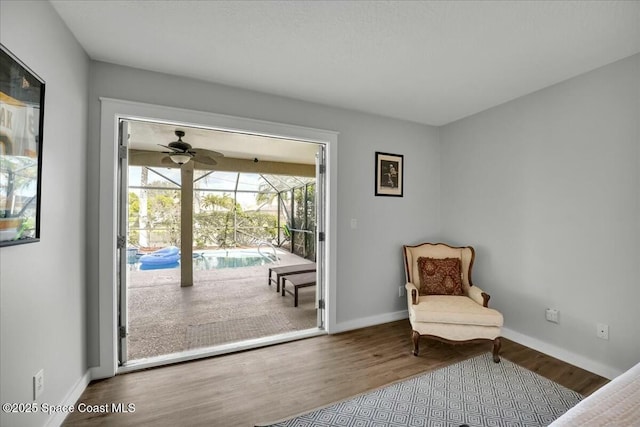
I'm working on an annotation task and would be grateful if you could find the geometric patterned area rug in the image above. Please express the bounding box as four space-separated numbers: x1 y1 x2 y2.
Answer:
256 353 583 427
186 312 294 349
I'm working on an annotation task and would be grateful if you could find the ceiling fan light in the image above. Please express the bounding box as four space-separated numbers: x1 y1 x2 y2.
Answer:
170 153 191 165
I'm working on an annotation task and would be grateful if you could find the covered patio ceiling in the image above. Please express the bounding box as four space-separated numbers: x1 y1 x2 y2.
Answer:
127 119 318 177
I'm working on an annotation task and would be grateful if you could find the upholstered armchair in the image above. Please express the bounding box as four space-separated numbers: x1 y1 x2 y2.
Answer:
403 242 504 362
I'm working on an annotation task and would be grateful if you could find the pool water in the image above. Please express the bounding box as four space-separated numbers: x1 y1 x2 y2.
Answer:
195 249 278 270
130 248 279 271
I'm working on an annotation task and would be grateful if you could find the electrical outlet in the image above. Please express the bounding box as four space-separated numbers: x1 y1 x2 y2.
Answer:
398 286 405 297
33 369 44 400
545 308 559 323
597 323 609 340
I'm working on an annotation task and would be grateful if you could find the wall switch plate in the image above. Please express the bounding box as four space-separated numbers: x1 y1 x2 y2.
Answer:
597 323 609 340
33 369 44 400
545 308 559 323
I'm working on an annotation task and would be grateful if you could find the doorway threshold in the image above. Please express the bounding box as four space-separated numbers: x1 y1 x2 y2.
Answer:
118 327 326 374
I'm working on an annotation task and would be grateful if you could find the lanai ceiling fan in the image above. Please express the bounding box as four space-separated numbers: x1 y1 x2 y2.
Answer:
131 130 224 166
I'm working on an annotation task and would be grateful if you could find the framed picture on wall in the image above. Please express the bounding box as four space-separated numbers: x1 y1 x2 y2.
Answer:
0 44 45 246
375 151 403 197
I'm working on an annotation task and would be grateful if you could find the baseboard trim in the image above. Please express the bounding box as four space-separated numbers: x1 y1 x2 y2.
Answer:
333 314 622 379
46 370 92 427
502 327 622 380
333 310 409 334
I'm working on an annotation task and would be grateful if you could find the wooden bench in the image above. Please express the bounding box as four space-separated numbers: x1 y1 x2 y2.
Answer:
268 263 316 292
281 272 316 307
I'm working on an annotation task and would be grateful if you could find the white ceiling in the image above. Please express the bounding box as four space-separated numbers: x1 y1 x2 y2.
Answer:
51 0 640 126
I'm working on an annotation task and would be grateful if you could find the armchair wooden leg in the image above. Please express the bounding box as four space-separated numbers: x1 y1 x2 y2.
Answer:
492 337 501 363
412 331 420 356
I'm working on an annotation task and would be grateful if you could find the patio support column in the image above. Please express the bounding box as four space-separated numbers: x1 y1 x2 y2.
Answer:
180 162 194 287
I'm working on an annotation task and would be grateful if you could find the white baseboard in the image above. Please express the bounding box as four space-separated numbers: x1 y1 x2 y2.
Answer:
333 310 408 334
46 370 92 427
332 315 622 379
502 327 622 380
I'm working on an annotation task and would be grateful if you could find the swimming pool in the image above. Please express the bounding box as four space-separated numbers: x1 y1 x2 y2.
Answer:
131 247 280 270
194 249 279 270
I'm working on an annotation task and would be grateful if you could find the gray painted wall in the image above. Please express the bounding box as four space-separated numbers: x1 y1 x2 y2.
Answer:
0 1 90 426
440 54 640 374
86 62 441 366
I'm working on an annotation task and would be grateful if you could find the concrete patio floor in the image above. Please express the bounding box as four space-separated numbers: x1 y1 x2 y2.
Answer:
126 250 317 361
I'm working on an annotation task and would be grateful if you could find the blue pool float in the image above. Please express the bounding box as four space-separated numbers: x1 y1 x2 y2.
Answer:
139 246 180 270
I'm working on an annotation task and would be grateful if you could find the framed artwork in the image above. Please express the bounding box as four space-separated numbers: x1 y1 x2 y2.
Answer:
375 151 403 197
0 44 45 246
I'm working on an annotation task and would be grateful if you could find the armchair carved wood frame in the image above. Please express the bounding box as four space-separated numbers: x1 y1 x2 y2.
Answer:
403 242 504 363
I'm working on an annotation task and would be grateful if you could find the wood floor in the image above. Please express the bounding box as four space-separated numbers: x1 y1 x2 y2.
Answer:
63 320 608 427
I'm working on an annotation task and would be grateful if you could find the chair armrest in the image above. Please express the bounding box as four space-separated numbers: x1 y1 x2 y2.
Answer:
468 285 491 307
405 282 419 305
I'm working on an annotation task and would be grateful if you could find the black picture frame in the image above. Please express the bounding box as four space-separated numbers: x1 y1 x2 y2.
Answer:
0 44 45 247
375 151 403 197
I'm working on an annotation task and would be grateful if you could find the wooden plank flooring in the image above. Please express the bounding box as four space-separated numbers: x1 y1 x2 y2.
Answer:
63 320 608 426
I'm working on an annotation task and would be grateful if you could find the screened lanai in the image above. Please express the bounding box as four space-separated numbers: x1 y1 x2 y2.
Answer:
124 165 320 361
115 118 326 365
128 167 317 263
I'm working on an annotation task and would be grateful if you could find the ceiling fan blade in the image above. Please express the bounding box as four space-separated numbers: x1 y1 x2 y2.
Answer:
195 148 224 158
129 149 166 161
158 143 182 153
193 155 218 166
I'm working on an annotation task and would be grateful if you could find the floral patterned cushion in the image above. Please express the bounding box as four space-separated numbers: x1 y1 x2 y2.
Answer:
417 257 463 296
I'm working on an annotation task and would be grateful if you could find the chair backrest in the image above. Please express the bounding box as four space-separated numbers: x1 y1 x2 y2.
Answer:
403 242 475 292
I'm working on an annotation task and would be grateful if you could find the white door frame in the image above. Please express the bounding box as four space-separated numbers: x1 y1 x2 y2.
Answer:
117 120 130 365
93 98 338 379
